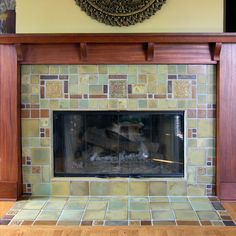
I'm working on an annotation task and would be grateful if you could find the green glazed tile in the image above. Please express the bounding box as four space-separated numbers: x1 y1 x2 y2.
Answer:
177 65 187 74
22 119 39 137
83 210 105 220
68 84 79 94
23 200 47 210
13 210 40 221
90 182 109 196
129 182 149 196
197 211 220 221
187 65 206 74
128 65 138 74
169 197 189 202
98 65 108 74
46 81 63 98
173 80 191 99
49 65 60 74
175 210 198 221
187 185 206 197
147 75 157 93
108 198 128 211
59 210 83 221
89 75 98 84
157 65 168 74
42 165 50 182
150 202 171 211
149 197 169 203
80 65 97 74
51 182 70 196
171 202 192 210
40 138 50 147
31 148 50 165
36 210 61 221
149 181 167 196
129 211 151 220
44 200 66 210
191 202 214 211
167 182 187 196
109 182 128 196
23 174 41 184
69 65 79 74
198 120 215 138
22 84 30 94
197 176 214 184
139 65 156 74
31 65 49 74
79 100 88 109
138 100 147 108
49 100 59 109
64 199 87 210
106 211 128 221
98 75 108 84
188 197 210 202
87 201 107 211
168 65 177 74
188 149 206 166
130 200 149 211
132 84 146 94
32 184 51 196
128 75 137 84
152 210 175 221
108 65 128 74
30 95 39 104
22 65 31 75
69 75 79 84
60 65 69 74
70 181 89 196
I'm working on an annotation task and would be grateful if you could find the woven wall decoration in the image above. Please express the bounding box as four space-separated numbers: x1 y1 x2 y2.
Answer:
75 0 167 27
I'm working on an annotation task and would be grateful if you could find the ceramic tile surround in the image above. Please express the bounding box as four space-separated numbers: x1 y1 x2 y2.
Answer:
1 196 235 226
21 65 216 197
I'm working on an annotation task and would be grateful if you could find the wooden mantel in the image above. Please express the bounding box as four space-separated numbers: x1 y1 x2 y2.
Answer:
0 33 236 200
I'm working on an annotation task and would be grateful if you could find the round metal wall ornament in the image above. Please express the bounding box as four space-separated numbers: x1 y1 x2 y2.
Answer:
75 0 167 27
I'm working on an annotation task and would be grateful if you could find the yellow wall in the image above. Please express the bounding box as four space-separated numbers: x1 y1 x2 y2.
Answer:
16 0 224 33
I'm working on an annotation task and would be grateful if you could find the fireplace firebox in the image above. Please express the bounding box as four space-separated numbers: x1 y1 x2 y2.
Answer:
53 111 184 178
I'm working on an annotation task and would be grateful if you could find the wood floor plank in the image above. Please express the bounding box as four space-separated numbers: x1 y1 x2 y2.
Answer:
0 226 236 236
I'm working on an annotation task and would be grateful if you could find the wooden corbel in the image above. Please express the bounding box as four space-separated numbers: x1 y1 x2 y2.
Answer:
146 42 155 61
211 42 222 62
15 44 25 62
80 42 88 61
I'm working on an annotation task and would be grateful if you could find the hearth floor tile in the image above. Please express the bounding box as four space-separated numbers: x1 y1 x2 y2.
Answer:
152 210 175 221
105 211 128 221
4 196 236 227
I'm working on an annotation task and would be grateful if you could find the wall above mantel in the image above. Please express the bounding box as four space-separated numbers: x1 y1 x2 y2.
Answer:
16 0 224 33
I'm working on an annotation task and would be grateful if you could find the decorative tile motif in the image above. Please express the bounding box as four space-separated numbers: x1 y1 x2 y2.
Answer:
109 80 127 98
21 64 216 197
46 81 63 98
4 196 235 227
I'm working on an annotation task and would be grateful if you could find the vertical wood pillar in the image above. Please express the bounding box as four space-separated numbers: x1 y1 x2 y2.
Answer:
0 45 20 200
217 44 236 200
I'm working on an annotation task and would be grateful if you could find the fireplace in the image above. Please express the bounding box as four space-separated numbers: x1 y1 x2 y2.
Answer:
1 34 236 200
53 111 184 178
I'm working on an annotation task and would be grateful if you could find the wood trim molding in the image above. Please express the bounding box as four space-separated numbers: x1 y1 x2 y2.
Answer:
1 33 236 44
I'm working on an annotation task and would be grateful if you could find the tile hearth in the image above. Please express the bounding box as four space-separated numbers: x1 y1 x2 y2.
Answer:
1 196 235 226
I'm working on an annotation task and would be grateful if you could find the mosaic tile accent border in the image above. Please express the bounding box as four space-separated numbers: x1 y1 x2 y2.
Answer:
21 65 216 197
1 197 235 227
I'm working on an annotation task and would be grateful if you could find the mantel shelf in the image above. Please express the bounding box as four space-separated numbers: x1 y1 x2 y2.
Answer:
1 33 236 44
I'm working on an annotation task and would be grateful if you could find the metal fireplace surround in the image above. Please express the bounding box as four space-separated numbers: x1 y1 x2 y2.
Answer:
1 33 236 200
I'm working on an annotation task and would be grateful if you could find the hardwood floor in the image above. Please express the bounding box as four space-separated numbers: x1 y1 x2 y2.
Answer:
0 201 235 236
0 202 14 218
0 225 235 236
